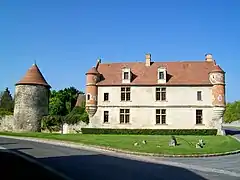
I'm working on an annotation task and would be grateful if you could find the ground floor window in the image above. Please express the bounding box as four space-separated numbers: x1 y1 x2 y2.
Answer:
156 109 166 124
103 111 109 123
196 109 203 124
120 109 130 123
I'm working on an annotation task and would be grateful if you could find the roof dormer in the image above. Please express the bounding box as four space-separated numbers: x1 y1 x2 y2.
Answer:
157 66 167 84
122 67 131 84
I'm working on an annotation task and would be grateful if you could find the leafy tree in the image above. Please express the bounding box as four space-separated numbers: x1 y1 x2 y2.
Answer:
224 101 240 123
41 87 86 133
0 88 14 112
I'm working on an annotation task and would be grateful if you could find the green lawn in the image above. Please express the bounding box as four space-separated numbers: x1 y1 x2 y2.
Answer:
0 132 239 155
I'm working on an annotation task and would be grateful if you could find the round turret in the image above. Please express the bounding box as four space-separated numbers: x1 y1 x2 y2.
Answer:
209 65 225 107
14 64 51 132
85 67 99 117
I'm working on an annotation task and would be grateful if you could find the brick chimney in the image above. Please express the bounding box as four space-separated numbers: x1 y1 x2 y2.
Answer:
205 53 213 62
145 53 151 66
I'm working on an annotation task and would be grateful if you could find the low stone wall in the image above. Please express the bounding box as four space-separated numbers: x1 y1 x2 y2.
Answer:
63 121 88 134
223 120 240 127
0 115 14 131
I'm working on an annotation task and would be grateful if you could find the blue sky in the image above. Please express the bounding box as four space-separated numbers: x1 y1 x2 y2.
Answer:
0 0 239 102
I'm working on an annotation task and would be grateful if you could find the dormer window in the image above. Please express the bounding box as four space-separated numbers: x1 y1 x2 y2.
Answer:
124 72 129 79
159 72 164 79
122 67 131 83
157 67 167 84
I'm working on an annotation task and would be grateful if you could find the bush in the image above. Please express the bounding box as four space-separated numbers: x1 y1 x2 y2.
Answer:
0 108 13 117
65 106 89 124
81 128 217 135
41 115 62 132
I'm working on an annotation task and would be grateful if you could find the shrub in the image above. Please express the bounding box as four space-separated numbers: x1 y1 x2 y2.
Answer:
0 108 13 117
41 115 62 133
65 106 89 124
81 128 217 135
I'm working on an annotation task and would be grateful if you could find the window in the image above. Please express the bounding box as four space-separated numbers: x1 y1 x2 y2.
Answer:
156 109 166 124
87 94 90 100
103 111 109 123
159 71 165 79
197 91 202 101
123 72 129 79
156 87 166 101
104 93 109 101
196 110 203 124
121 87 131 101
120 109 130 124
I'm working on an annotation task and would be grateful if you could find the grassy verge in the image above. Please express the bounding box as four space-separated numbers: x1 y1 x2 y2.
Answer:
0 132 239 155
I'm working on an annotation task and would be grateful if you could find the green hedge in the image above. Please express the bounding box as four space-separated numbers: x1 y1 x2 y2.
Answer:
81 128 217 135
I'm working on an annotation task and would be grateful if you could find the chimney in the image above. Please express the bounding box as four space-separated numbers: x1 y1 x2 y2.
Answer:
145 53 151 66
205 53 213 62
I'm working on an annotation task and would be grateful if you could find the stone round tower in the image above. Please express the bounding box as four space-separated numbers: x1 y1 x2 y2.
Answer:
14 64 51 132
209 62 226 135
85 67 99 117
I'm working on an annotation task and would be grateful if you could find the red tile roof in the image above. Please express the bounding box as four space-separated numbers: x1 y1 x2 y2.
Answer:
86 67 99 74
92 60 224 86
16 64 51 88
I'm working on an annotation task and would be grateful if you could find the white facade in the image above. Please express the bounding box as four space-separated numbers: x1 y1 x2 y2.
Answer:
89 86 216 129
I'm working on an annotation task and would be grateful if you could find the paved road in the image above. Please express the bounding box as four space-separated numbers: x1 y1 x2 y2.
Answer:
0 136 240 180
0 147 65 180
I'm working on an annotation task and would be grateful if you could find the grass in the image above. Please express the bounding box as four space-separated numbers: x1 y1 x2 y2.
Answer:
0 132 240 155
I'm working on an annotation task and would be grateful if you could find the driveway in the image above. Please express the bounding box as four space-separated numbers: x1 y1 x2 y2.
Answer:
0 135 240 180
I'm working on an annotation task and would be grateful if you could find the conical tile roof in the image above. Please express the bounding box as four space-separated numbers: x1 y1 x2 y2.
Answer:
16 64 51 88
211 65 224 73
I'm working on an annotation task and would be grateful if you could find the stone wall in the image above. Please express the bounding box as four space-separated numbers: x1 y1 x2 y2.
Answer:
223 120 240 127
14 85 49 132
0 115 14 131
62 121 88 134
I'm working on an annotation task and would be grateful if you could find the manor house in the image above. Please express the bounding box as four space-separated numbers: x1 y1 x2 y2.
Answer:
85 53 226 135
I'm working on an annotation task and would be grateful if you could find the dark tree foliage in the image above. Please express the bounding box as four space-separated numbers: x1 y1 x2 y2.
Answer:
0 88 14 112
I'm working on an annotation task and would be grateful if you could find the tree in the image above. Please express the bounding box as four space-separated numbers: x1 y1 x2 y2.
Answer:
0 88 14 112
224 101 240 123
41 87 86 133
65 101 89 124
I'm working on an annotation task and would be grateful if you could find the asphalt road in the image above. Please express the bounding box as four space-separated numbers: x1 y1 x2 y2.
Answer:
0 135 240 180
0 147 65 180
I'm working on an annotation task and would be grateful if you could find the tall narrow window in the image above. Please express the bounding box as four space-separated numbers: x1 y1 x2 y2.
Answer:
87 94 90 100
159 72 165 79
156 87 166 101
156 109 166 124
123 72 129 79
121 87 131 101
120 109 130 123
196 110 203 124
104 93 109 101
197 91 202 101
103 111 109 123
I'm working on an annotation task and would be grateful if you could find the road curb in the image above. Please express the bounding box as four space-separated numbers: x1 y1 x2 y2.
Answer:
1 135 240 158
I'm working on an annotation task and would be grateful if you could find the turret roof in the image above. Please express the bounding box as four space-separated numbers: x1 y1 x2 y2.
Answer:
16 64 51 88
